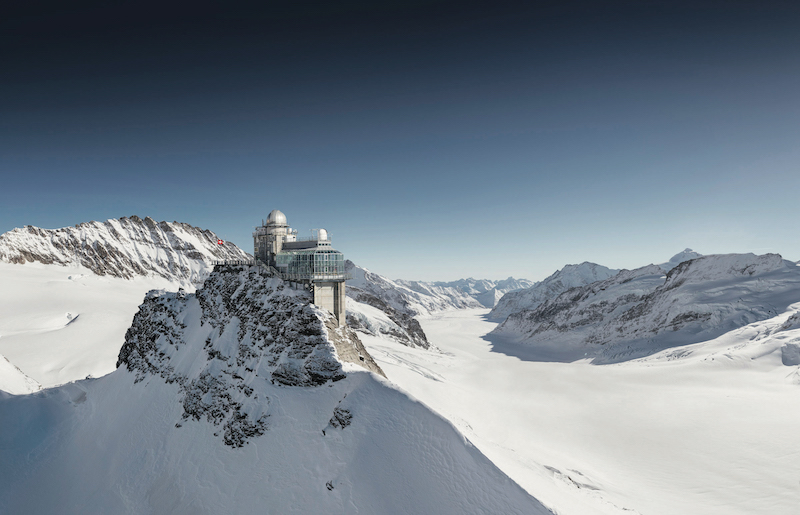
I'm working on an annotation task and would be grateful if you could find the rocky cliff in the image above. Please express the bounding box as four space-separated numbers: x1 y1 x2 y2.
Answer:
0 216 248 285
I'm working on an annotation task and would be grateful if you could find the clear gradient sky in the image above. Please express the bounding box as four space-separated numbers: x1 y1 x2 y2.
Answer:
2 1 799 281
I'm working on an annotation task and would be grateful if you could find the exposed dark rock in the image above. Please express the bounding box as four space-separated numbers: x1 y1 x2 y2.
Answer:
329 407 352 429
117 265 376 447
0 217 249 285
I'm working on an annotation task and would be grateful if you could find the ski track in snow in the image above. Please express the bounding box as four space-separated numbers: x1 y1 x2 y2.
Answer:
360 308 800 515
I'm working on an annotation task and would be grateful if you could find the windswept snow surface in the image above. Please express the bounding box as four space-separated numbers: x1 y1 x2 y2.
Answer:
0 266 550 515
359 307 800 515
0 354 40 394
0 262 186 387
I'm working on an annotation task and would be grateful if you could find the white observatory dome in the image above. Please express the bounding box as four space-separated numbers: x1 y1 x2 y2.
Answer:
266 209 287 226
318 228 328 241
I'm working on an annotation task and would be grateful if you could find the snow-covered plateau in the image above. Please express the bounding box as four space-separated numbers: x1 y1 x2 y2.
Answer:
0 265 550 515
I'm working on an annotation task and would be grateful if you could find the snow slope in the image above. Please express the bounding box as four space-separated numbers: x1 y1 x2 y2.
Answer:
0 216 248 285
359 306 800 515
0 265 550 515
491 253 800 363
0 262 189 387
489 262 619 321
0 354 40 395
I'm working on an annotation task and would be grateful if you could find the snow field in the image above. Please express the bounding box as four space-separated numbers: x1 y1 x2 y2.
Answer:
0 366 550 514
360 308 800 515
0 262 189 387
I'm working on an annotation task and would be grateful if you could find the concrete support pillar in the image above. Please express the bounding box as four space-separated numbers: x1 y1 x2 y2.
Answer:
312 281 346 327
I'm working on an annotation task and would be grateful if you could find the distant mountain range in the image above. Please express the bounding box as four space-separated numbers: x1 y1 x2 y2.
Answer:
491 252 800 363
344 261 533 348
427 277 535 308
489 248 704 322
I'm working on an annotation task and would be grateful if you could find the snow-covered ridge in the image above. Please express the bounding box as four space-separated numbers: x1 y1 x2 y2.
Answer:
489 261 619 321
489 249 704 322
0 216 249 285
344 263 531 348
0 264 550 514
491 253 800 363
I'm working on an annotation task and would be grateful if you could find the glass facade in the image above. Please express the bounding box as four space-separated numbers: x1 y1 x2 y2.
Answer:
275 248 346 281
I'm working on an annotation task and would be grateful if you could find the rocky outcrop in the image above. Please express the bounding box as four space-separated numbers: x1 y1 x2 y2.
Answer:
0 216 249 285
346 289 431 349
118 264 382 447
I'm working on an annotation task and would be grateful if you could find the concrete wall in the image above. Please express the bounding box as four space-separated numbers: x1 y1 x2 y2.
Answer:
313 281 346 326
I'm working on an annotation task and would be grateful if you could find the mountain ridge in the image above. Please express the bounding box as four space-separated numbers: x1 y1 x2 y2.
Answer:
0 216 249 286
491 253 800 363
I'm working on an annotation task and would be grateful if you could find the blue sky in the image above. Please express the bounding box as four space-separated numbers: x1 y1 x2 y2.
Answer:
2 1 799 281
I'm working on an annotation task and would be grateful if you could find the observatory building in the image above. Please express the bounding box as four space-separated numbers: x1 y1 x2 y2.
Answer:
253 210 347 326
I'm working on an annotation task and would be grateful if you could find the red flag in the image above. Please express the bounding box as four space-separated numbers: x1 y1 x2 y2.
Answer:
217 239 224 245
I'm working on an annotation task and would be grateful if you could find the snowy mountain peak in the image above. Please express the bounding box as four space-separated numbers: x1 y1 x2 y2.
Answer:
663 252 787 289
491 252 800 363
118 264 382 446
0 217 249 286
660 248 704 271
489 261 618 321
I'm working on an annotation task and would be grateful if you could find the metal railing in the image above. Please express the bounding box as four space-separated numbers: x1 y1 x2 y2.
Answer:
280 272 352 282
293 236 331 243
211 260 257 266
210 260 351 282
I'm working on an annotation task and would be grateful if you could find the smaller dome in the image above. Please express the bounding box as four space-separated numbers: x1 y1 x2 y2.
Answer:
266 209 287 226
318 228 328 241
